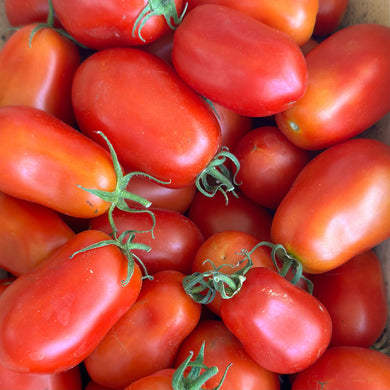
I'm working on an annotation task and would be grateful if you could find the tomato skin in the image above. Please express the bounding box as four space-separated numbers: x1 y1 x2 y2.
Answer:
311 250 388 348
292 346 390 390
90 207 205 275
313 0 349 36
0 230 143 374
0 24 80 125
125 369 175 390
52 0 184 49
186 0 319 46
220 267 332 374
275 23 390 150
172 4 308 117
234 126 312 209
0 106 117 218
5 0 55 26
84 270 201 389
72 48 221 188
271 138 390 274
0 192 75 276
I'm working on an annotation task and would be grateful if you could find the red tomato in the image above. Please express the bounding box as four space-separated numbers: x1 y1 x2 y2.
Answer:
0 106 117 218
313 0 349 36
84 270 201 389
292 346 390 389
0 230 143 374
234 126 312 209
0 278 14 295
0 24 80 125
275 23 390 150
185 0 319 46
172 4 308 117
311 250 388 347
174 320 280 390
52 0 185 49
125 369 175 390
220 267 332 374
187 190 273 241
71 48 222 189
90 207 205 275
0 192 74 276
5 0 56 26
271 138 390 273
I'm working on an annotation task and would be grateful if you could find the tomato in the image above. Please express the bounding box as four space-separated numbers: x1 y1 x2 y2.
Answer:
0 278 14 295
71 48 222 189
5 0 56 26
52 0 185 49
275 23 390 150
187 190 273 241
271 138 390 274
125 369 175 390
90 207 205 275
313 0 349 36
172 4 308 117
220 267 332 374
0 229 143 374
185 0 319 46
0 192 74 276
292 346 390 389
0 106 117 218
310 250 388 347
233 126 312 209
84 270 201 389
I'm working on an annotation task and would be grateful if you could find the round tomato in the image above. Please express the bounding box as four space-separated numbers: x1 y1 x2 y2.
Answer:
313 0 349 36
125 369 175 390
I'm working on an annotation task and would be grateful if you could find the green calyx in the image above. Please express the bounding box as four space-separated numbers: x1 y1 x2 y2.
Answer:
172 342 231 390
132 0 188 42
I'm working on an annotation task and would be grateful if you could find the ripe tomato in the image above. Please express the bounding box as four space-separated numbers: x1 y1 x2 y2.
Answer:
311 250 388 347
220 267 332 374
0 230 143 374
0 24 80 125
233 126 312 209
0 106 117 218
185 0 319 46
271 138 390 273
172 4 308 117
84 270 201 389
5 0 55 26
125 369 175 390
275 23 390 150
0 192 74 276
313 0 349 36
292 346 390 389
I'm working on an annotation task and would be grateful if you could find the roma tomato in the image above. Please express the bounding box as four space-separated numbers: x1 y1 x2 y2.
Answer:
0 24 80 125
125 369 175 390
84 270 201 389
185 0 319 46
52 0 185 49
5 0 57 26
311 250 388 347
0 192 74 276
275 23 390 150
0 230 143 374
271 138 390 273
72 48 222 189
174 320 280 390
172 4 308 117
292 346 390 390
313 0 349 36
233 126 312 209
0 106 117 218
220 267 332 374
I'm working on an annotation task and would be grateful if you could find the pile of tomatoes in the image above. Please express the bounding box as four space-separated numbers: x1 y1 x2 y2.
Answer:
0 0 390 389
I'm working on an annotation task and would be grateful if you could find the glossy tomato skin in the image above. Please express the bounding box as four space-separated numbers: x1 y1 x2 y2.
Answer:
72 48 221 188
84 270 201 389
0 106 117 218
0 192 74 276
0 24 80 125
275 23 390 150
52 0 184 49
234 126 312 209
313 0 349 36
172 4 308 117
292 346 390 389
90 207 205 275
311 250 388 347
220 267 332 374
186 0 319 46
0 230 143 374
271 138 390 273
125 369 175 390
175 320 280 390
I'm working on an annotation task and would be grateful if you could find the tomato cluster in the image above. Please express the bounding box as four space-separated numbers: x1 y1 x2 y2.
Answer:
0 0 390 389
